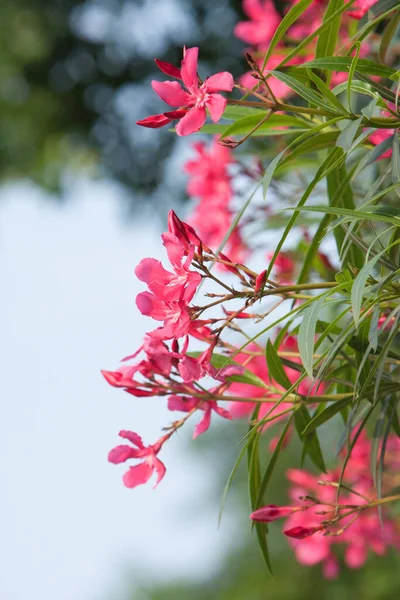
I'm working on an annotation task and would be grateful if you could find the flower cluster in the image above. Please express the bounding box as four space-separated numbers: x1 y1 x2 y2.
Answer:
251 433 400 577
105 0 400 580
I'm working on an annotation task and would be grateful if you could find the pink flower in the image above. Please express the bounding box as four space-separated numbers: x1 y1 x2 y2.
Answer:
348 0 377 19
250 504 304 523
185 138 233 203
139 47 234 136
135 211 203 340
168 394 232 438
108 430 166 489
234 0 281 46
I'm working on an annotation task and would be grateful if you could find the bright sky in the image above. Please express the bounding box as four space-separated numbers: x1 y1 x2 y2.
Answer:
0 180 235 600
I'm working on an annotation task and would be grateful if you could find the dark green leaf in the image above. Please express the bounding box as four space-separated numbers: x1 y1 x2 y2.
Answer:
266 340 292 389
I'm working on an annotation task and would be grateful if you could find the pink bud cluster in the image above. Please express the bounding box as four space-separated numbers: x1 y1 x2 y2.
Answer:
251 432 400 577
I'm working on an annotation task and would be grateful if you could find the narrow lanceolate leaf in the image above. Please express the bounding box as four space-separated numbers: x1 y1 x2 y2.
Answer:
297 57 397 78
359 0 400 25
271 71 343 112
261 0 314 67
379 9 400 63
247 424 273 575
306 69 349 114
220 113 308 138
316 0 343 62
298 296 325 379
369 305 381 352
302 397 353 435
391 132 400 197
351 252 384 328
267 147 344 278
263 149 286 200
294 405 327 472
256 417 294 507
266 340 292 389
219 442 248 526
336 117 363 151
348 43 361 113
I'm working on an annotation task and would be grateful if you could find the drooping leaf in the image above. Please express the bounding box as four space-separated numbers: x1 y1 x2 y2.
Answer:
298 296 325 379
266 340 292 389
297 57 397 78
302 397 353 434
294 404 327 472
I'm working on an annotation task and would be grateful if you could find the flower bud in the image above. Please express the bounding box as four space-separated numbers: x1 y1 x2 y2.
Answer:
250 504 301 523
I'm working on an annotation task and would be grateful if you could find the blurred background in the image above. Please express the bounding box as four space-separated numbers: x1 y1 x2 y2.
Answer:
1 1 399 599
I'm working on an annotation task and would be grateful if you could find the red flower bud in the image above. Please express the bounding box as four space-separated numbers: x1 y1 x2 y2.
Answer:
255 269 267 294
250 504 301 523
284 525 324 539
155 59 182 79
136 114 172 129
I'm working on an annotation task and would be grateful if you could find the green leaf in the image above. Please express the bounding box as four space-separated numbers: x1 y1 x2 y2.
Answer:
294 405 327 472
351 252 385 328
316 0 344 62
267 147 344 279
359 0 400 25
222 105 269 120
263 149 287 200
348 43 361 112
391 132 400 197
283 205 400 227
266 340 292 389
278 132 341 167
255 417 294 507
271 71 343 112
336 117 363 151
261 0 315 67
247 425 273 575
220 113 305 138
302 397 353 434
298 57 397 78
298 296 325 379
379 8 400 63
306 69 349 114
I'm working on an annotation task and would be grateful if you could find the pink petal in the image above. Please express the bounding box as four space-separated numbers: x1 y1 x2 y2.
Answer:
193 406 212 438
181 47 199 92
168 394 190 412
122 462 153 488
176 106 207 136
205 72 234 93
119 430 145 448
234 22 270 45
155 59 181 79
135 257 172 285
136 292 166 321
243 0 267 20
161 232 185 268
152 456 166 487
213 403 232 420
151 81 190 107
108 445 140 464
345 543 367 568
206 94 227 123
323 555 340 579
178 355 202 382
